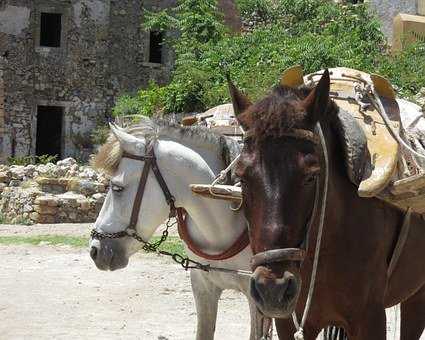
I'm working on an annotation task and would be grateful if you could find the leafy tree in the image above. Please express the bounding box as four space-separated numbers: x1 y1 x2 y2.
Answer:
112 0 425 117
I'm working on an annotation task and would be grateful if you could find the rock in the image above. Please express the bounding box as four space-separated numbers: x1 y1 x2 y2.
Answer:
35 205 58 215
24 164 36 177
78 199 91 211
38 214 55 224
0 171 10 184
92 193 106 204
9 180 21 187
30 212 39 221
56 157 77 167
79 167 98 181
35 196 59 207
9 166 25 180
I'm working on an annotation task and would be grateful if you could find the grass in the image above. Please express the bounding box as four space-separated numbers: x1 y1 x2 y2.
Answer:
0 235 88 247
0 235 186 256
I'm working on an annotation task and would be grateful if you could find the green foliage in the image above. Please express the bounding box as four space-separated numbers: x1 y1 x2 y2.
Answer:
0 214 33 226
90 124 110 146
377 43 425 99
114 0 425 116
7 155 58 166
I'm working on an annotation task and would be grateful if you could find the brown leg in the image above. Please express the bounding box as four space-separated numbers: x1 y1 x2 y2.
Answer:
275 317 295 339
348 307 386 340
401 285 425 340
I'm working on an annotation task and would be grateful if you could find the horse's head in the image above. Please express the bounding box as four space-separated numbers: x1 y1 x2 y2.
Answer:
89 120 194 270
230 71 333 318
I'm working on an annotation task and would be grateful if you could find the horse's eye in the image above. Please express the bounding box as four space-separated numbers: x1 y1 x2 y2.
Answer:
111 184 124 193
303 173 317 186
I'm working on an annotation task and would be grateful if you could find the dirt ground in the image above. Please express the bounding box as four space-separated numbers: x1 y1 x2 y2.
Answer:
0 224 421 340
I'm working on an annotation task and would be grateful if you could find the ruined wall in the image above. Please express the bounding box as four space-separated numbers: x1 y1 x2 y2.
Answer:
0 0 175 161
0 56 5 163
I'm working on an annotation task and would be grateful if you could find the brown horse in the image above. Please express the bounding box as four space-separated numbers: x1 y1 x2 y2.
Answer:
229 71 425 339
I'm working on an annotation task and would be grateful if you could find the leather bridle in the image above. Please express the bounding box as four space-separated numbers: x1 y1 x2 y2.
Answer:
90 140 178 247
90 139 250 260
246 123 329 339
250 127 323 269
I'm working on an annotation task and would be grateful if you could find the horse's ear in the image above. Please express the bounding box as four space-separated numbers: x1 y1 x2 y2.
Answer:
110 123 145 154
226 74 253 129
302 69 330 124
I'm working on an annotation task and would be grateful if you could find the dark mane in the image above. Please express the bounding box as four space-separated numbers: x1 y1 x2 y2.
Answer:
244 85 338 141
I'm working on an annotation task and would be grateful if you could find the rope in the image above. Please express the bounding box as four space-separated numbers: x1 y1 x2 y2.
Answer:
291 123 329 340
368 92 425 160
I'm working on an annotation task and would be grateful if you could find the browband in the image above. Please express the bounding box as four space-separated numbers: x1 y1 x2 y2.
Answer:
244 128 319 144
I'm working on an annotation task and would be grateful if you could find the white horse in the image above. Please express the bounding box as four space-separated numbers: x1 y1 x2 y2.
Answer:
89 118 264 340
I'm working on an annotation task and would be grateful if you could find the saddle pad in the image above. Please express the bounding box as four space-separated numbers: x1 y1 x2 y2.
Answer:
302 67 401 198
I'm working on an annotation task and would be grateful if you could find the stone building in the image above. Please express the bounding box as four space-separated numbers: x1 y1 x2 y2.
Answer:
0 0 176 162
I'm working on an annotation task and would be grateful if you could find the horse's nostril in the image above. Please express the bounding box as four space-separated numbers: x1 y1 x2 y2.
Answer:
90 246 98 260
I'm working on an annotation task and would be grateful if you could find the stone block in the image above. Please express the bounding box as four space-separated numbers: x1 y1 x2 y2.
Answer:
30 212 39 221
0 171 10 183
34 196 58 207
78 199 91 211
38 214 56 224
34 205 58 215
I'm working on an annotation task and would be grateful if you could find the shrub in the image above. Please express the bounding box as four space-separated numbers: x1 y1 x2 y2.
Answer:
114 0 424 116
7 155 58 166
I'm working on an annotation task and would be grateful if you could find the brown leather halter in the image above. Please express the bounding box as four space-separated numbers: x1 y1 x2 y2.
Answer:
90 140 177 246
91 139 250 261
249 128 322 269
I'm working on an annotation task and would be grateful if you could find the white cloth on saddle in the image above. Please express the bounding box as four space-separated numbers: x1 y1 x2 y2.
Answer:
397 98 425 170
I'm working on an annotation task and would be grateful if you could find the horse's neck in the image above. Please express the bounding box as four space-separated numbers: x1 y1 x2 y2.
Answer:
184 197 246 254
167 139 246 253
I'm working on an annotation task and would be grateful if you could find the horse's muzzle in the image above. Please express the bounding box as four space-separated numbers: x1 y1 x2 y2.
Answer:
89 238 129 271
250 266 300 318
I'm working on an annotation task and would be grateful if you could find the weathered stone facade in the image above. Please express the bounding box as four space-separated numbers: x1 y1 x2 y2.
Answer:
0 0 176 161
0 56 5 163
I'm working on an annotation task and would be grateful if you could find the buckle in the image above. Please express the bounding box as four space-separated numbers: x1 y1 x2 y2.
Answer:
126 229 136 236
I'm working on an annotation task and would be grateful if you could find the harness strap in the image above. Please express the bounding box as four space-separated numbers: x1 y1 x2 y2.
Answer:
176 208 250 261
151 157 176 212
387 208 412 279
125 144 155 230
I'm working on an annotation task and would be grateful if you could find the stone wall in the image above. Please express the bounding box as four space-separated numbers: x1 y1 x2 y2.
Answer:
0 158 107 224
0 56 5 163
0 0 175 161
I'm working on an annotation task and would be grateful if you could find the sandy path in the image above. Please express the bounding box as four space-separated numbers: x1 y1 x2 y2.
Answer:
0 244 252 340
0 224 422 339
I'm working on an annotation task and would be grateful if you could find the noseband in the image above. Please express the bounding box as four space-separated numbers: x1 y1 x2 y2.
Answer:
90 140 178 248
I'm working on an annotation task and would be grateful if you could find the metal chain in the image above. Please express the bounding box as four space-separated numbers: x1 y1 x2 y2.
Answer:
90 215 177 253
158 250 212 271
141 216 177 252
